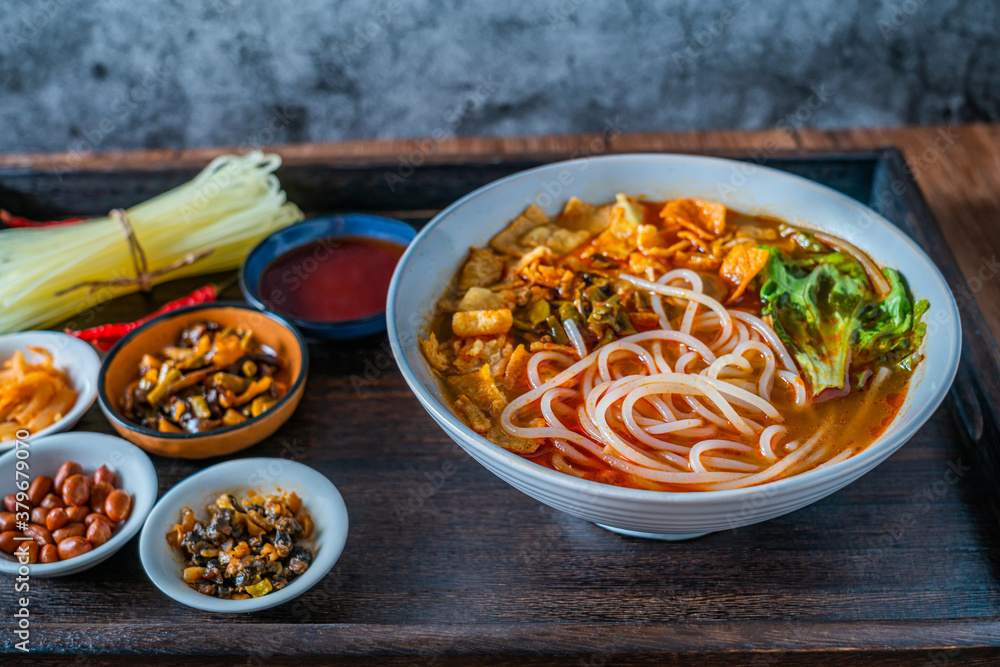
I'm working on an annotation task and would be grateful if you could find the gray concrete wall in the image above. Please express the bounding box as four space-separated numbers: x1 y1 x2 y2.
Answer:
0 0 996 154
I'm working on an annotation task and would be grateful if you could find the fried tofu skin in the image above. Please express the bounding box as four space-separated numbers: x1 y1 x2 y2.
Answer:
720 244 770 303
458 247 505 290
452 309 514 337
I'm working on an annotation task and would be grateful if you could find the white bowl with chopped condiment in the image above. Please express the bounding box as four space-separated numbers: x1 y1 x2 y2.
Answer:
138 457 348 613
0 331 100 449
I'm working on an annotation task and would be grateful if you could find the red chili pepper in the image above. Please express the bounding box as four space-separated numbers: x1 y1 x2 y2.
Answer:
65 284 219 351
1 209 88 228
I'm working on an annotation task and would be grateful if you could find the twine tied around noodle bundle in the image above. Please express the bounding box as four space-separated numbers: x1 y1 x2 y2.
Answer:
54 209 213 296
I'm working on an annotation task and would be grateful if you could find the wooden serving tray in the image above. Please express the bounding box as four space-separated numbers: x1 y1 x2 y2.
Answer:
1 148 999 666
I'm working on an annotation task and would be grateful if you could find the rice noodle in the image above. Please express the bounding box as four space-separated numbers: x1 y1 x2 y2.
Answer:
690 440 757 472
698 428 827 490
497 269 852 490
757 425 786 459
563 318 588 359
551 450 587 477
729 310 798 373
813 231 891 298
778 370 808 406
527 351 574 389
814 447 855 471
619 273 733 345
869 366 892 394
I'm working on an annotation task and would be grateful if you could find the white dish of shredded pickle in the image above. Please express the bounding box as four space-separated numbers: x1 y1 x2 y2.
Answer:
0 331 100 448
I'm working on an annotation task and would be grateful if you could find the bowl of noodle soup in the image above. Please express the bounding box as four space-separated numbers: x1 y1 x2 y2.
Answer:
387 154 961 539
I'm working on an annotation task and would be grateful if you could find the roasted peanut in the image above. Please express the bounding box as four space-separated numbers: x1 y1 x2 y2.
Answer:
85 520 112 548
105 489 132 522
65 505 89 522
61 474 90 507
23 523 54 546
0 512 15 532
85 513 114 528
54 461 82 494
27 475 53 506
15 540 38 564
39 544 59 563
45 507 69 531
30 507 48 525
93 465 116 487
57 536 92 560
3 494 17 513
52 522 86 543
0 531 22 554
39 493 64 510
89 482 113 513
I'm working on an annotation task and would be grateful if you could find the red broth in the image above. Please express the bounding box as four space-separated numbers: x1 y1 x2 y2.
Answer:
258 236 406 322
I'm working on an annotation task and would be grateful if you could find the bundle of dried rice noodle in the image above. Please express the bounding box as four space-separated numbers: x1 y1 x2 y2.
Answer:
0 151 303 333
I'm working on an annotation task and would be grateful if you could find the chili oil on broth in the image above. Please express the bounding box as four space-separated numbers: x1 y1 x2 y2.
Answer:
421 195 919 492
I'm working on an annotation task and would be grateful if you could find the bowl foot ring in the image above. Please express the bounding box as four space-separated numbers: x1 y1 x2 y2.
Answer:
597 524 711 541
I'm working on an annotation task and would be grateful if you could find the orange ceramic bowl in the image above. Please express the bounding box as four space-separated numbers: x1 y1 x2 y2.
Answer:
98 302 308 459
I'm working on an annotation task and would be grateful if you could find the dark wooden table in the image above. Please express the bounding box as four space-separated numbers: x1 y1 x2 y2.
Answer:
2 126 1000 666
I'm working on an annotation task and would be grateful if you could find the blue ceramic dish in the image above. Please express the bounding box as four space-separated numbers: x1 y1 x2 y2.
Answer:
241 214 416 340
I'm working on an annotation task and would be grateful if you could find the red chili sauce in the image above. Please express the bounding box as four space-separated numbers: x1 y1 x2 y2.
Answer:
258 236 405 322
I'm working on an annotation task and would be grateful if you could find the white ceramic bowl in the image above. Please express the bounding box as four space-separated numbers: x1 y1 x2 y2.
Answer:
0 331 100 449
387 153 962 540
0 432 158 577
139 458 348 613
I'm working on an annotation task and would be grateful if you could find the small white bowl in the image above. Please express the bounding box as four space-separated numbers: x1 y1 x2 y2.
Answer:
0 331 100 449
139 458 348 613
0 432 158 577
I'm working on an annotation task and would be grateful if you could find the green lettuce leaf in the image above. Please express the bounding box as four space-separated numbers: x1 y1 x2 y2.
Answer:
759 250 929 395
759 249 870 394
854 268 929 369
